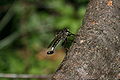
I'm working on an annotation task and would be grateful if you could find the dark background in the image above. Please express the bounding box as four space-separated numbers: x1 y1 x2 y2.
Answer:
0 0 88 80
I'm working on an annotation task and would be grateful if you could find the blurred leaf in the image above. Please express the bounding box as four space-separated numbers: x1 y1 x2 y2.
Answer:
0 0 87 78
9 56 24 73
78 6 86 18
47 0 74 16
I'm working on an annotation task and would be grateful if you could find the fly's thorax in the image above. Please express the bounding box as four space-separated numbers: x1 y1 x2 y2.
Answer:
62 31 70 39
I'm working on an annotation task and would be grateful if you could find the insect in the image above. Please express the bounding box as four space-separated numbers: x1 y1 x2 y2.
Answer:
47 28 75 55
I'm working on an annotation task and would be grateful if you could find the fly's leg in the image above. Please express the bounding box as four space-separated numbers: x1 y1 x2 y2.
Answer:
62 38 70 53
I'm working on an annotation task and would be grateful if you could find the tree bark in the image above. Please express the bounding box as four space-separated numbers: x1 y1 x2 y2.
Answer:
51 0 120 80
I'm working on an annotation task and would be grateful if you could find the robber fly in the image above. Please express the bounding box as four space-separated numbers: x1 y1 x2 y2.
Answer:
47 28 75 54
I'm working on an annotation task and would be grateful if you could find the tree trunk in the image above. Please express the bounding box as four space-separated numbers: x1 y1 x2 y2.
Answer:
51 0 120 80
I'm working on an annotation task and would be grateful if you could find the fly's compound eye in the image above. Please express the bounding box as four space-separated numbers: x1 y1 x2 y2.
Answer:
47 51 54 54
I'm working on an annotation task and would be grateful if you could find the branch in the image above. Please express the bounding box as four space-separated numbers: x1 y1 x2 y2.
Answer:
0 73 51 79
0 31 20 49
0 1 16 32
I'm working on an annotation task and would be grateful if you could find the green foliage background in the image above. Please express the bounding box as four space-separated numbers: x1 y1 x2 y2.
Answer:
0 0 88 80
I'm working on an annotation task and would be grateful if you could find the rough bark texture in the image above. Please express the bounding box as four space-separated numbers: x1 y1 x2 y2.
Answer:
51 0 120 80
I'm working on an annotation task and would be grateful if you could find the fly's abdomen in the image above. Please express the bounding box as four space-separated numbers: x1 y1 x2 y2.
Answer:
47 36 62 54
